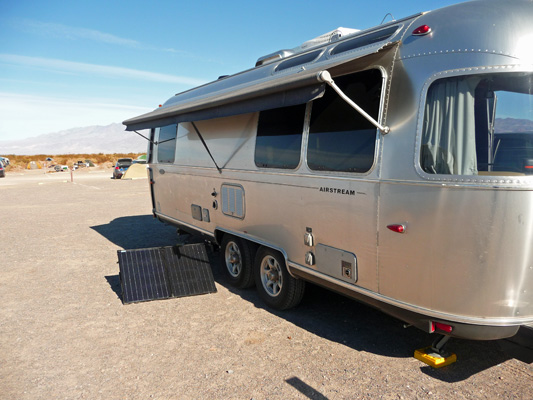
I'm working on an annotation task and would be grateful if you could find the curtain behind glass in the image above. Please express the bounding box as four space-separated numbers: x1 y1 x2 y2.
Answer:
421 77 480 175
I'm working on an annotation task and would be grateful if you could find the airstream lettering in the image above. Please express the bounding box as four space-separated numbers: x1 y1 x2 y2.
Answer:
124 0 533 346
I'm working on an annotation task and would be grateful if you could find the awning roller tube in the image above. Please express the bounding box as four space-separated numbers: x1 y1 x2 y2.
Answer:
123 74 326 131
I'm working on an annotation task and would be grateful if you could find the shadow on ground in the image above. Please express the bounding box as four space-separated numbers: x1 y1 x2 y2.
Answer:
93 220 530 384
211 245 531 383
94 215 178 302
105 275 122 300
91 215 178 250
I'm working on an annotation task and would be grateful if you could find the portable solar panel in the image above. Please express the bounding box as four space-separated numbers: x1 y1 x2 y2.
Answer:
118 244 217 304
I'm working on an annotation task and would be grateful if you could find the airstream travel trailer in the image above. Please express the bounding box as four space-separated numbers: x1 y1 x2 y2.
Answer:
124 0 533 352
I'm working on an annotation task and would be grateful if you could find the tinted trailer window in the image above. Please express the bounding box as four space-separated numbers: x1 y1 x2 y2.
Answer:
156 124 178 164
307 69 382 173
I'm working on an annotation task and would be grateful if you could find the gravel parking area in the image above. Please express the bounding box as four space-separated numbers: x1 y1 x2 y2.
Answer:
1 169 532 399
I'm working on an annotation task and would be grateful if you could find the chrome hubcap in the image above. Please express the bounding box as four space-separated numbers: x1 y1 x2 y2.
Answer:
225 241 241 278
260 256 283 297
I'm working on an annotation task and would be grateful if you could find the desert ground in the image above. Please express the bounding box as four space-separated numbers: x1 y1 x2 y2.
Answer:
0 168 532 399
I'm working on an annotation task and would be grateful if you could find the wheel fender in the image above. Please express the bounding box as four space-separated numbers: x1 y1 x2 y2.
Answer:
214 228 297 278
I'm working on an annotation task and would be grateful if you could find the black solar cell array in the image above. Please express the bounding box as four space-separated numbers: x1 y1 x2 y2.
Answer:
118 244 217 304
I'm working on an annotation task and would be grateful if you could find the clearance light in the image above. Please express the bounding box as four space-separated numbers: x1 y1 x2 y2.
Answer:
412 25 432 36
387 224 405 233
433 321 453 333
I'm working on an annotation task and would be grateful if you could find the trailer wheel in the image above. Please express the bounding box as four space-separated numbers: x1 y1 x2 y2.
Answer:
254 247 305 310
220 235 255 288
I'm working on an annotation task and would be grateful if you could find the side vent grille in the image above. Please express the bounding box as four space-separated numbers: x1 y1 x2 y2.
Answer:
221 184 245 219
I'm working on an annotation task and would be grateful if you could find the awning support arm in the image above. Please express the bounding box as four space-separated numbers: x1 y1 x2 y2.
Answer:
133 130 176 146
133 130 157 145
191 122 222 174
317 70 390 134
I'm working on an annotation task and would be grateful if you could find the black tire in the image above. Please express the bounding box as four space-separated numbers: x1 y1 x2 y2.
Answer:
254 246 305 310
220 235 255 289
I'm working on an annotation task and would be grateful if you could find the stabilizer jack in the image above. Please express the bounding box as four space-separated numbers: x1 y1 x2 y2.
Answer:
414 334 457 368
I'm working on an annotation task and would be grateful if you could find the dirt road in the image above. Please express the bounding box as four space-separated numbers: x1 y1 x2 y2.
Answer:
1 169 531 399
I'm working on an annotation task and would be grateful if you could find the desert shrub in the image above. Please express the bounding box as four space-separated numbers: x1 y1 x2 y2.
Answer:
2 153 145 171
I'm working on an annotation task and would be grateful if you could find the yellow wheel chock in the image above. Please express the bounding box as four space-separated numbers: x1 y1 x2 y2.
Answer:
414 346 457 368
414 334 457 368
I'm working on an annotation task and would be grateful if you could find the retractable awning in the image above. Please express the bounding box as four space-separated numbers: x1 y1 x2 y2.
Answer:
123 74 326 131
123 40 400 131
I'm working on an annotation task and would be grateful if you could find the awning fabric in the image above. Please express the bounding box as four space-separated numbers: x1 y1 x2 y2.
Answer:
173 84 325 124
123 74 325 131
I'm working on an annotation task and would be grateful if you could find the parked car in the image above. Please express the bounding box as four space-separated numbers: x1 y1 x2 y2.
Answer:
0 156 9 166
113 158 133 179
54 165 69 172
0 160 5 178
73 161 85 170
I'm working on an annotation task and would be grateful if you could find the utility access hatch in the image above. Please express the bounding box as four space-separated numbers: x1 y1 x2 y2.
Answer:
118 244 217 304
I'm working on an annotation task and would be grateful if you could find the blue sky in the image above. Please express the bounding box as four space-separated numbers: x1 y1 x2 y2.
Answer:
0 0 461 141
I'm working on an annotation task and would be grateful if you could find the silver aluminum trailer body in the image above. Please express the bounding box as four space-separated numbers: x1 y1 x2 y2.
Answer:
124 0 533 340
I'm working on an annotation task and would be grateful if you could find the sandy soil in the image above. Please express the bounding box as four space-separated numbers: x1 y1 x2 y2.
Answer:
0 169 532 399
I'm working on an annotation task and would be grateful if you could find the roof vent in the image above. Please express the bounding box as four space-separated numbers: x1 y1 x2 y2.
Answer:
255 27 359 67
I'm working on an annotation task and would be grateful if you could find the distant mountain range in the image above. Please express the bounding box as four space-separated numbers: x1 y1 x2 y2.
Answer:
495 117 533 133
0 123 148 155
2 117 531 156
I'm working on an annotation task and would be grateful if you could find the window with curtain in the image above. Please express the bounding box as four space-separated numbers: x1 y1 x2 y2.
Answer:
421 73 533 176
420 77 480 175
